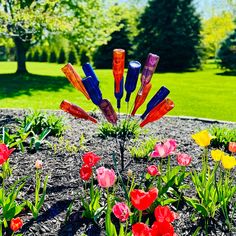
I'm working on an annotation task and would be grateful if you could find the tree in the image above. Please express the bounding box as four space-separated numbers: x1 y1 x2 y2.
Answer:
201 12 235 58
27 51 33 61
32 50 40 62
0 0 121 74
40 50 48 62
93 19 132 68
68 49 77 64
80 49 90 66
58 48 66 64
134 0 202 72
218 29 236 71
49 50 57 63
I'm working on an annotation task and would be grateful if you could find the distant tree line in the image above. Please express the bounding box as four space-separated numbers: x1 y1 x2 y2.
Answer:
0 0 235 72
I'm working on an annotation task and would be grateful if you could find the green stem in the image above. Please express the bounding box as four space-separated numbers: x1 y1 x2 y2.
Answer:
125 220 129 235
138 210 142 222
159 158 163 174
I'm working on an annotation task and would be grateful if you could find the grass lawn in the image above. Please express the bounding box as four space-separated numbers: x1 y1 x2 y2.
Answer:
0 61 235 122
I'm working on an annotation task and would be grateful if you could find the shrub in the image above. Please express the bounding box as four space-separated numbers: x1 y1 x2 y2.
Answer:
130 137 158 159
40 49 48 62
32 50 40 62
209 126 236 150
49 50 57 63
18 110 68 137
80 49 89 65
98 119 140 140
58 48 66 64
218 29 236 71
68 49 77 64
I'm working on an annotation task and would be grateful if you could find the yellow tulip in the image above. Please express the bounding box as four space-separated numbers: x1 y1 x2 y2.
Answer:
191 130 214 147
211 150 225 161
221 155 236 169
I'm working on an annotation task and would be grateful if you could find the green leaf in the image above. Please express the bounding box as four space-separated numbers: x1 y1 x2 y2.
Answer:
195 203 209 217
161 198 178 205
145 173 151 180
118 224 125 236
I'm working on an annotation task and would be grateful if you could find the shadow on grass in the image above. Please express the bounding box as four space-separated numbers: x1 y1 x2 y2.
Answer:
0 73 71 99
216 71 236 76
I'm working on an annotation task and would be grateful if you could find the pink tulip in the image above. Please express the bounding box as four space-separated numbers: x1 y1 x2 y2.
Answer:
112 202 130 222
35 160 43 169
96 167 116 188
151 139 177 158
177 153 192 166
147 165 160 176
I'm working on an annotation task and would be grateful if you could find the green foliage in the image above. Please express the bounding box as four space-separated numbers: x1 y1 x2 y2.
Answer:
26 171 48 219
32 50 40 62
40 50 48 62
201 12 235 58
51 135 86 154
0 127 31 152
58 48 66 64
0 176 27 229
130 137 157 159
0 0 122 72
29 128 51 151
209 126 236 150
186 149 236 231
18 110 68 137
80 49 90 65
68 49 77 65
49 50 57 63
135 0 202 71
98 120 140 140
218 29 236 71
27 51 34 61
93 19 132 69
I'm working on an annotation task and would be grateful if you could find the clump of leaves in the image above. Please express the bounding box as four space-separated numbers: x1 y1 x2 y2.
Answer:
98 119 141 140
18 110 69 137
51 134 86 154
209 126 236 150
130 137 158 159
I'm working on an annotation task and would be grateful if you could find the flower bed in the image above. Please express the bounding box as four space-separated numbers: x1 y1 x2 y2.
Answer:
0 109 235 236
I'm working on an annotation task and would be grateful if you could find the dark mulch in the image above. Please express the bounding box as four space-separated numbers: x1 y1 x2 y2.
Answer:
0 109 235 236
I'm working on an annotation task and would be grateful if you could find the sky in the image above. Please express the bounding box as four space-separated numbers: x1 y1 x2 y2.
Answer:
118 0 234 19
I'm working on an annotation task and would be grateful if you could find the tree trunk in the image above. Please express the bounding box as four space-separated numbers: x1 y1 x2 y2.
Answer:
13 37 30 74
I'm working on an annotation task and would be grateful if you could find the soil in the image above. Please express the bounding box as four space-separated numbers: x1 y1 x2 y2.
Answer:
0 109 235 236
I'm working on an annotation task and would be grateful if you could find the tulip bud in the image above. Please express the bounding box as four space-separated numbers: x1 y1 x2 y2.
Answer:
35 160 43 169
127 169 133 177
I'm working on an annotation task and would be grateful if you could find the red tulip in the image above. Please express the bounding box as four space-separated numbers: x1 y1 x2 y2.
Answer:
154 205 176 223
96 167 116 188
147 165 160 176
176 153 192 166
112 202 130 222
131 83 152 116
10 217 23 232
61 63 90 99
151 220 175 236
0 144 15 165
60 100 97 123
132 222 152 236
82 152 101 167
130 188 158 211
229 142 236 153
79 164 92 181
140 98 174 127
